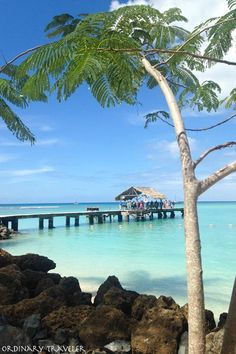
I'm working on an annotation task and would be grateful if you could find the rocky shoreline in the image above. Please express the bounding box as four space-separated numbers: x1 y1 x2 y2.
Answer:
0 225 16 240
0 249 227 354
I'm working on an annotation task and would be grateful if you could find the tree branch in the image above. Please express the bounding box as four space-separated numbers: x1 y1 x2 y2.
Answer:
99 48 236 66
157 17 236 67
199 161 236 195
166 78 187 89
152 49 236 66
0 44 46 74
1 39 236 78
147 112 236 132
193 141 236 168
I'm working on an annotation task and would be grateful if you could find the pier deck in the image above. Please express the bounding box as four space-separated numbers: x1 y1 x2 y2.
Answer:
0 208 184 231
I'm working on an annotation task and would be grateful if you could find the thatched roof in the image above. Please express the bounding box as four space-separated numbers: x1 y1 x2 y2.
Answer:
115 186 166 201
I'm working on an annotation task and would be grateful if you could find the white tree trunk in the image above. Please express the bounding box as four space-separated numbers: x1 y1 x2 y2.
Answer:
184 184 205 354
141 57 206 354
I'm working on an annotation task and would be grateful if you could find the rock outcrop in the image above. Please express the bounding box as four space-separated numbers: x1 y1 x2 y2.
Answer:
0 226 15 240
0 264 29 305
79 305 132 349
0 250 227 354
131 296 187 354
94 275 123 306
206 328 224 354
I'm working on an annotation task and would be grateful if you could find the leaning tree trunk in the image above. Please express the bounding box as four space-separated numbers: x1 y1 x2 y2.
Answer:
142 57 206 353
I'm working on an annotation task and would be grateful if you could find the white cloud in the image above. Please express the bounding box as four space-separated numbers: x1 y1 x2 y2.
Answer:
0 140 29 147
10 166 54 177
39 125 53 132
111 0 148 9
0 153 17 163
110 0 235 96
223 146 236 157
0 138 59 147
110 0 227 29
147 137 197 159
36 139 59 146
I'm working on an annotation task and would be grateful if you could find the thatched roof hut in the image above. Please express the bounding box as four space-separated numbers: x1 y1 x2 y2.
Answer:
115 186 166 201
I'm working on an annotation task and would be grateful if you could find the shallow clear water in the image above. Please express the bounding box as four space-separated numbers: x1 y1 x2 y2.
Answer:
1 201 235 319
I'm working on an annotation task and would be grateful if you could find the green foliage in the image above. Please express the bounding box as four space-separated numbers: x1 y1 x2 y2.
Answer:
144 111 170 128
18 4 235 118
223 88 236 109
1 3 235 143
227 0 236 9
0 97 35 142
203 9 236 66
179 81 221 112
0 78 27 108
45 13 85 38
0 61 40 142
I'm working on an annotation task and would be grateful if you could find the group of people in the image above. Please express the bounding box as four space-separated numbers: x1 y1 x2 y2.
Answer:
119 199 175 210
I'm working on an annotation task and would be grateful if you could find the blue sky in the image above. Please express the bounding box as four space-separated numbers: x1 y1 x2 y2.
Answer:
0 0 235 203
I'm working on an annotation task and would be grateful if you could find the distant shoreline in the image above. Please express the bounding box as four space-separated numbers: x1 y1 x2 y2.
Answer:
0 200 236 206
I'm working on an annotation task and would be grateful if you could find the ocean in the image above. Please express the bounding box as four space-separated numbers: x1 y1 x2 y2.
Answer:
0 201 235 319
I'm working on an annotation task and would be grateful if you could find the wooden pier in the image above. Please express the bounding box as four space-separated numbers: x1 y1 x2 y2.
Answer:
0 208 184 232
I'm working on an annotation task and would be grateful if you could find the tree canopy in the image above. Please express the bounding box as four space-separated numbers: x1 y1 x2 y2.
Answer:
15 2 235 119
0 1 235 142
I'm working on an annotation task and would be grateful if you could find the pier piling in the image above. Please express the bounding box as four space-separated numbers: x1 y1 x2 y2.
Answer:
89 215 94 225
66 216 70 227
74 216 79 226
39 218 44 230
48 218 54 229
98 215 103 224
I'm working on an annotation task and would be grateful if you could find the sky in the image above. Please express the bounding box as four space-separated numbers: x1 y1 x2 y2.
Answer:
0 0 235 203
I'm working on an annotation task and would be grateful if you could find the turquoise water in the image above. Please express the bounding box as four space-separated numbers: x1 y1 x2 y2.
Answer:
0 202 235 319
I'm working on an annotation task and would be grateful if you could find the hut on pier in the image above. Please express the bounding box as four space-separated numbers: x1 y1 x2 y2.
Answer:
115 186 166 201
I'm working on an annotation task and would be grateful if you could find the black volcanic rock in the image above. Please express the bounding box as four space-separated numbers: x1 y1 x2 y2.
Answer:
102 287 139 316
94 276 123 306
13 254 56 272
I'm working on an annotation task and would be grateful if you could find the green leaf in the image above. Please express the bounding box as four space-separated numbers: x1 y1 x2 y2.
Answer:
227 0 236 9
22 70 49 102
188 81 221 112
144 111 170 128
45 13 83 38
203 10 236 66
223 88 236 109
0 98 35 143
0 78 28 108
